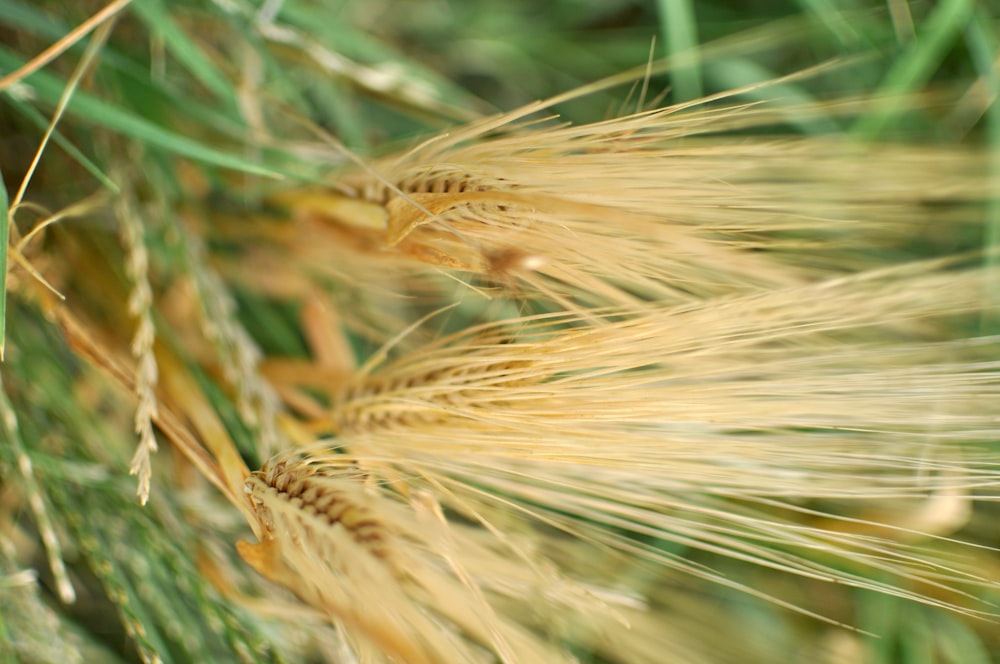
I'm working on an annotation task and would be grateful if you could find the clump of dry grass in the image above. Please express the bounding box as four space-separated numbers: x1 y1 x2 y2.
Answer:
213 83 1000 660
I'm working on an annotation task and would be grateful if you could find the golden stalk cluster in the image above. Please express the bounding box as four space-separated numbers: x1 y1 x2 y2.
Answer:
201 76 999 661
3 23 999 661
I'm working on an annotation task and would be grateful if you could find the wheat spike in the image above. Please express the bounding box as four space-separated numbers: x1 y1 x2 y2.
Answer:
117 186 160 505
241 448 717 663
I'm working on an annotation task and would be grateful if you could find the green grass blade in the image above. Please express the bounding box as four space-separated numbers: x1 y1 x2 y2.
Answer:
0 0 69 39
0 49 281 179
128 0 237 105
853 0 977 138
966 7 1000 334
6 97 119 192
794 0 862 46
656 0 703 102
706 58 841 134
936 612 994 664
899 607 935 664
0 167 7 362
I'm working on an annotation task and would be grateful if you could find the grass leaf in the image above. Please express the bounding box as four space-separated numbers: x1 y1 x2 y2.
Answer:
129 0 238 105
0 48 282 179
853 0 978 138
656 0 703 102
0 167 7 361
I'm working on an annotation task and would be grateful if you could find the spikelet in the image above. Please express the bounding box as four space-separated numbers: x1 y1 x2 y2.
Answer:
238 449 706 663
117 189 160 506
243 101 993 353
323 292 999 608
288 95 987 312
